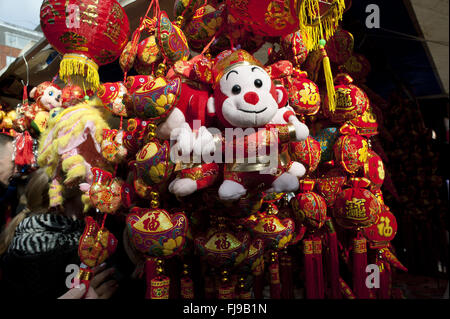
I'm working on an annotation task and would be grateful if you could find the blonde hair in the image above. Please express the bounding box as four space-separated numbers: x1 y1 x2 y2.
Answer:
0 168 50 255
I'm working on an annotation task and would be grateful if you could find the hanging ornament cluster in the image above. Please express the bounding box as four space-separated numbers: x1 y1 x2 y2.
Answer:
27 0 409 299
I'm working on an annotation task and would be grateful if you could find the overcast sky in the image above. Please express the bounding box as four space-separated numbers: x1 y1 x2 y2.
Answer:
0 0 42 30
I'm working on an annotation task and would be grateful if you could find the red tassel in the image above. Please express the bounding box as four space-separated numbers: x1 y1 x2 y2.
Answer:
14 131 35 166
204 275 216 299
181 276 194 299
280 251 294 299
339 277 356 299
303 238 316 299
376 259 390 299
381 248 408 272
145 258 157 299
252 262 264 299
352 234 370 299
269 252 281 299
325 219 341 299
313 236 325 299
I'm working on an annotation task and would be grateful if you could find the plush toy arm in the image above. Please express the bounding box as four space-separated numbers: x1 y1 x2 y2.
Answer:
287 114 309 142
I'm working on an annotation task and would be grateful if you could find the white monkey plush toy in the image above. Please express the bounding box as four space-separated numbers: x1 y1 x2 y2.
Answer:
205 49 309 201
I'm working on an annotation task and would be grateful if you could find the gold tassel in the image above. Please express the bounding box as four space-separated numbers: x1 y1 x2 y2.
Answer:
296 0 346 52
319 40 336 113
59 54 100 90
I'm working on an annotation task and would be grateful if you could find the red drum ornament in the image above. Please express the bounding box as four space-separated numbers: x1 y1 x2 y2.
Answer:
323 74 370 123
333 178 381 230
291 180 327 230
289 136 322 173
40 0 130 89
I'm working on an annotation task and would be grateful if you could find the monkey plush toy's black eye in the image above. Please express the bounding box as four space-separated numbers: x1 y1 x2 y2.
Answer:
232 85 241 95
254 79 263 88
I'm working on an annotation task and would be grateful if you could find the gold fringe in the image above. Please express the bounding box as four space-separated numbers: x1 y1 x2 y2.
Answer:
59 56 100 90
297 0 346 52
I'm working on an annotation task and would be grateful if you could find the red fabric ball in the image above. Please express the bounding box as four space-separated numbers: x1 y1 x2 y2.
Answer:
323 73 370 123
334 128 369 174
333 178 381 230
289 136 322 173
288 71 321 116
362 206 397 248
291 180 327 230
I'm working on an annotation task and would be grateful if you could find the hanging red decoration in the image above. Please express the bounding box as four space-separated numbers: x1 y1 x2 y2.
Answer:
40 0 130 89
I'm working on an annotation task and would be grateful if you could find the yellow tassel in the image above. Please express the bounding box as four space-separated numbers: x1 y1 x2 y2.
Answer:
296 0 346 52
59 54 100 90
320 43 336 113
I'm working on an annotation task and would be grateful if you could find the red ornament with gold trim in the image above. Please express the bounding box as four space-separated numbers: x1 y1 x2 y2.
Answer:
325 28 354 65
362 205 397 249
323 73 370 123
363 149 385 191
288 70 321 116
348 106 379 137
289 136 322 174
333 177 381 230
40 0 130 90
291 179 327 230
333 124 369 174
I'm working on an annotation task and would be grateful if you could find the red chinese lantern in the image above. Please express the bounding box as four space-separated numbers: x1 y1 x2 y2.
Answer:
40 0 130 90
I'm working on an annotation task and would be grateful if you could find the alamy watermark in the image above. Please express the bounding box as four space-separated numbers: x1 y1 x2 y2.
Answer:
169 120 280 174
366 4 380 29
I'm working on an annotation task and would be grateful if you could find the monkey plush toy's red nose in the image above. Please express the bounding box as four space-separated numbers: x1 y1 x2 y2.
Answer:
244 92 259 105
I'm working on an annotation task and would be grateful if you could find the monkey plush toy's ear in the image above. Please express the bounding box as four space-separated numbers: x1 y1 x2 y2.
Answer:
275 85 289 108
30 87 38 99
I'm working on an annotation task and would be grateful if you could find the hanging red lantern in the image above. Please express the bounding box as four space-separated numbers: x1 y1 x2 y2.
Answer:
40 0 130 90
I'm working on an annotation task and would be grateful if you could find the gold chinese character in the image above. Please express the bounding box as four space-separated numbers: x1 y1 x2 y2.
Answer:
345 198 366 220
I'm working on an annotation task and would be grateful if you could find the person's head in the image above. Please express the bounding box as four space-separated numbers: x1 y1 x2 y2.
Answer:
0 133 16 188
0 168 49 255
